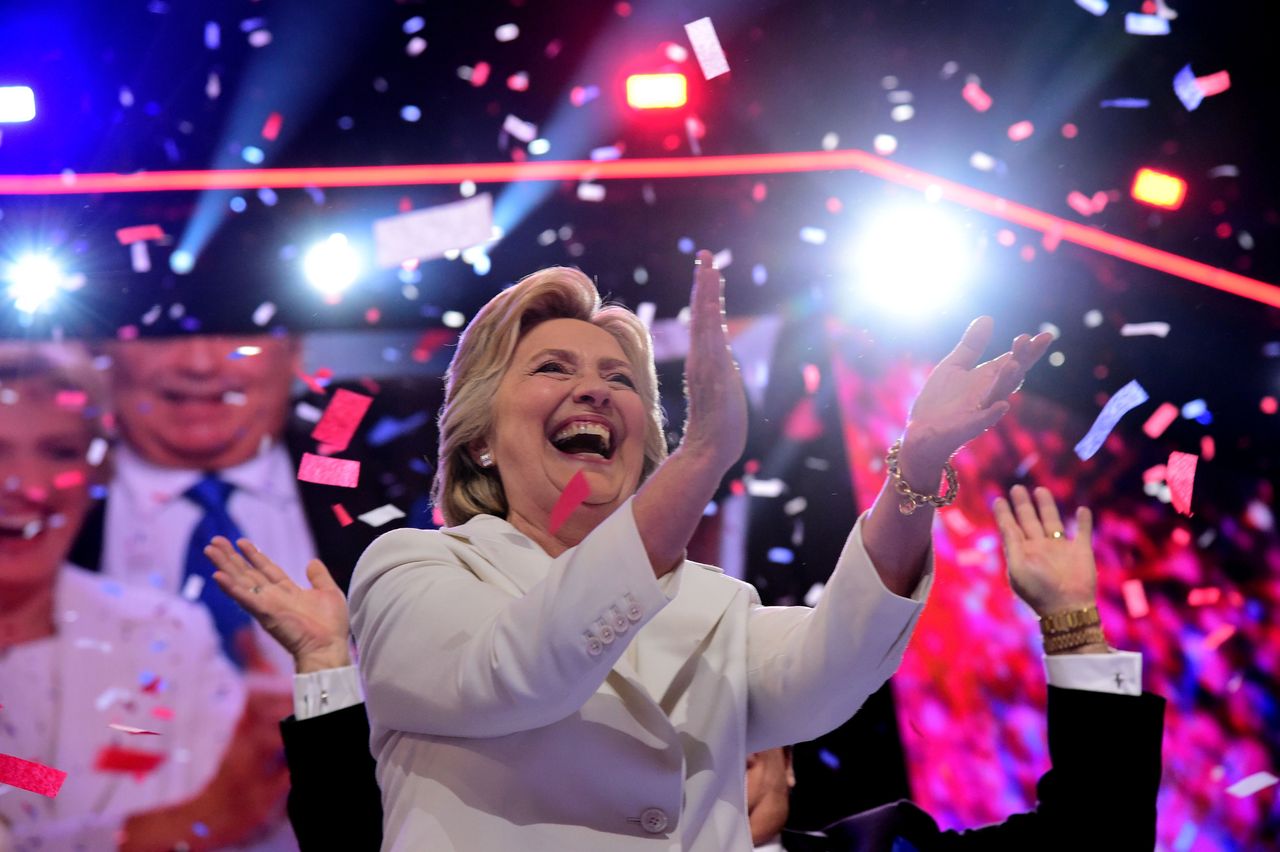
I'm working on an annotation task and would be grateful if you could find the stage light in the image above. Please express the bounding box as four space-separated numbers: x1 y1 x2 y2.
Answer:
6 254 62 313
850 206 973 314
0 86 36 123
303 233 360 296
1131 167 1187 210
626 74 687 110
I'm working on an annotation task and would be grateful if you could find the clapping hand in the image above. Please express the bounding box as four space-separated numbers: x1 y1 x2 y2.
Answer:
206 537 352 674
680 249 748 471
993 485 1098 618
903 317 1053 469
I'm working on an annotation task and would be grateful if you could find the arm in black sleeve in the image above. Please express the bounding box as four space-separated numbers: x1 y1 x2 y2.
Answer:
279 703 384 851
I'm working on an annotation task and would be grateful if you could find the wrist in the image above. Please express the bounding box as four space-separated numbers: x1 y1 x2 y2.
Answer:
295 645 352 674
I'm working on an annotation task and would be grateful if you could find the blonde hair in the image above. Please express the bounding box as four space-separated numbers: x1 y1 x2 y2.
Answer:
0 342 114 479
433 267 666 526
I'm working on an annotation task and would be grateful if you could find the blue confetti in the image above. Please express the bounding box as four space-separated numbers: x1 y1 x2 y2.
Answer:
818 748 841 770
1099 98 1150 109
767 547 794 565
367 412 431 447
1173 64 1204 112
1074 379 1149 461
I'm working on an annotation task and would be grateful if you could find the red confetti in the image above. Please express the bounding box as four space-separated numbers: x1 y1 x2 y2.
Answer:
470 61 491 87
1204 624 1236 651
94 745 165 776
1121 579 1150 619
295 368 327 396
1262 396 1278 415
547 469 590 535
298 453 361 488
150 706 174 721
1188 587 1222 607
0 752 67 797
1143 402 1179 438
1167 451 1198 516
332 503 354 527
1066 191 1095 217
961 81 992 112
1061 123 1078 139
311 388 373 453
1200 435 1216 461
1007 120 1034 141
1195 70 1231 97
261 111 283 141
55 389 88 410
115 224 165 245
53 469 85 490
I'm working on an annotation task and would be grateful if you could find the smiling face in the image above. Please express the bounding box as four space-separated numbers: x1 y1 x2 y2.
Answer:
480 318 649 543
0 381 97 592
106 335 298 470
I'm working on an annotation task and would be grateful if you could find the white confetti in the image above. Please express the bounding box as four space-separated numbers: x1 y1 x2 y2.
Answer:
252 301 277 326
576 182 606 202
294 401 324 423
494 23 519 42
636 302 656 329
372 194 494 268
745 478 785 498
1074 0 1108 15
684 17 729 80
712 248 732 270
1120 322 1171 338
1226 772 1278 798
359 504 406 528
129 241 151 273
502 113 537 144
87 437 109 467
1125 13 1170 35
181 574 205 601
799 226 827 245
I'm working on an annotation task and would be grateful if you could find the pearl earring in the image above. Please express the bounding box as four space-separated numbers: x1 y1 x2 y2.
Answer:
478 451 493 468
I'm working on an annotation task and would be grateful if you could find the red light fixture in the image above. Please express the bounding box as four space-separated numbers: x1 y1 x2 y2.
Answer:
1131 167 1187 210
625 73 687 109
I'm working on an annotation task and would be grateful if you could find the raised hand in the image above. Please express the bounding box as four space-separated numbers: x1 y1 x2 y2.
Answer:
993 485 1098 617
206 537 352 673
680 249 748 470
903 317 1053 468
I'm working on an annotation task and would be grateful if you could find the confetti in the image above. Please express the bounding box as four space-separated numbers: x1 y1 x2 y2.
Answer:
93 745 165 775
1226 771 1279 798
1074 0 1108 15
1121 579 1150 618
548 469 591 535
367 411 430 446
1121 322 1170 337
746 478 785 498
768 547 795 564
53 469 84 490
1125 13 1170 35
577 182 606 202
115 224 164 245
1099 98 1150 109
1173 64 1204 111
1007 120 1034 141
373 194 493 268
297 453 360 488
332 504 354 527
494 23 519 42
310 389 373 453
502 114 537 143
108 724 161 736
1067 191 1096 217
1203 623 1235 650
261 111 283 141
1187 587 1221 607
0 753 67 797
1196 70 1231 97
1167 451 1197 516
684 17 729 80
252 301 277 327
1142 402 1179 438
799 226 827 245
358 504 406 527
181 574 204 601
1074 379 1149 460
961 81 992 112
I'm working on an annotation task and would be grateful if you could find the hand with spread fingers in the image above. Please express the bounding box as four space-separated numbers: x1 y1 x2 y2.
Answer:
903 317 1054 470
993 485 1098 619
206 536 352 674
681 249 749 470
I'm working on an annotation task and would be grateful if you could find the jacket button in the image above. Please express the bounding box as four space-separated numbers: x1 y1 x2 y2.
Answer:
586 635 604 656
626 604 643 622
639 807 668 834
598 623 615 644
611 608 630 633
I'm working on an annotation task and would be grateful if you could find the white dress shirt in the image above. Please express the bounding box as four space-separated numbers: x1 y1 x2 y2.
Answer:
102 442 319 686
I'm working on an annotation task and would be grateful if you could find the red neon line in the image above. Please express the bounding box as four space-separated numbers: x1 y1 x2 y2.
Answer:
0 150 1274 307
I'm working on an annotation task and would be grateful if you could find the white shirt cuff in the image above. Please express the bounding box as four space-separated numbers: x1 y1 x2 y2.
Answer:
1044 650 1142 696
293 665 365 720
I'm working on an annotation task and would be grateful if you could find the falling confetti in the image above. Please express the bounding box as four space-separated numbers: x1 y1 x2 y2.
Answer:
297 453 361 488
0 753 67 797
684 17 729 80
548 469 591 535
1074 380 1149 460
311 389 373 453
1166 451 1197 516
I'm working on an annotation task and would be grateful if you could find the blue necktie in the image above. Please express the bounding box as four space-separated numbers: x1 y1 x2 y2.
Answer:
183 474 254 668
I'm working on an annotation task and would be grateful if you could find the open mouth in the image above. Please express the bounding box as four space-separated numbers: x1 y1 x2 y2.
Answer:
158 388 237 405
0 515 45 541
548 420 614 460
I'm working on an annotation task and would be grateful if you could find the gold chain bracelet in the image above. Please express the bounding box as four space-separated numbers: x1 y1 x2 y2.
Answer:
885 439 959 516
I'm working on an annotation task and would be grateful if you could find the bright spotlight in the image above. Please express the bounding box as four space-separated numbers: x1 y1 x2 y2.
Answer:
303 233 361 296
6 254 63 314
626 73 688 110
850 206 974 314
0 86 36 123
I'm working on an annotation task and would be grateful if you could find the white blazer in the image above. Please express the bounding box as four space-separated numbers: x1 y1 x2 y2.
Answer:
349 498 930 852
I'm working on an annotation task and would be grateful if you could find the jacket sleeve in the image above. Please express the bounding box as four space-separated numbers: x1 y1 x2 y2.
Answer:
280 704 383 852
744 515 931 752
348 498 673 738
889 688 1167 852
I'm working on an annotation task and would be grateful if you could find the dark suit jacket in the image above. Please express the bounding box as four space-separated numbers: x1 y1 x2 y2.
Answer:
69 383 434 591
781 686 1167 852
279 687 1164 852
280 705 383 851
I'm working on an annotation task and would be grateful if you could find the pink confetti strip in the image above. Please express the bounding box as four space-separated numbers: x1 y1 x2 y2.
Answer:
1066 191 1095 217
0 752 67 797
115 224 165 245
261 111 283 141
310 388 373 452
1167 451 1198 516
961 82 992 112
1195 70 1231 97
1203 623 1235 651
1187 587 1221 607
1142 402 1179 438
548 469 591 535
53 469 85 490
332 503 354 527
93 745 166 775
1007 120 1034 141
1121 579 1150 618
297 453 361 488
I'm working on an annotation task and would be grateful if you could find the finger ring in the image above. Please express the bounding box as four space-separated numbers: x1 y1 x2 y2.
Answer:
1049 530 1065 539
251 585 262 594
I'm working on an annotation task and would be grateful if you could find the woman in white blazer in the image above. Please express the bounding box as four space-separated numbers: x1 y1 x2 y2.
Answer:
346 251 1052 851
